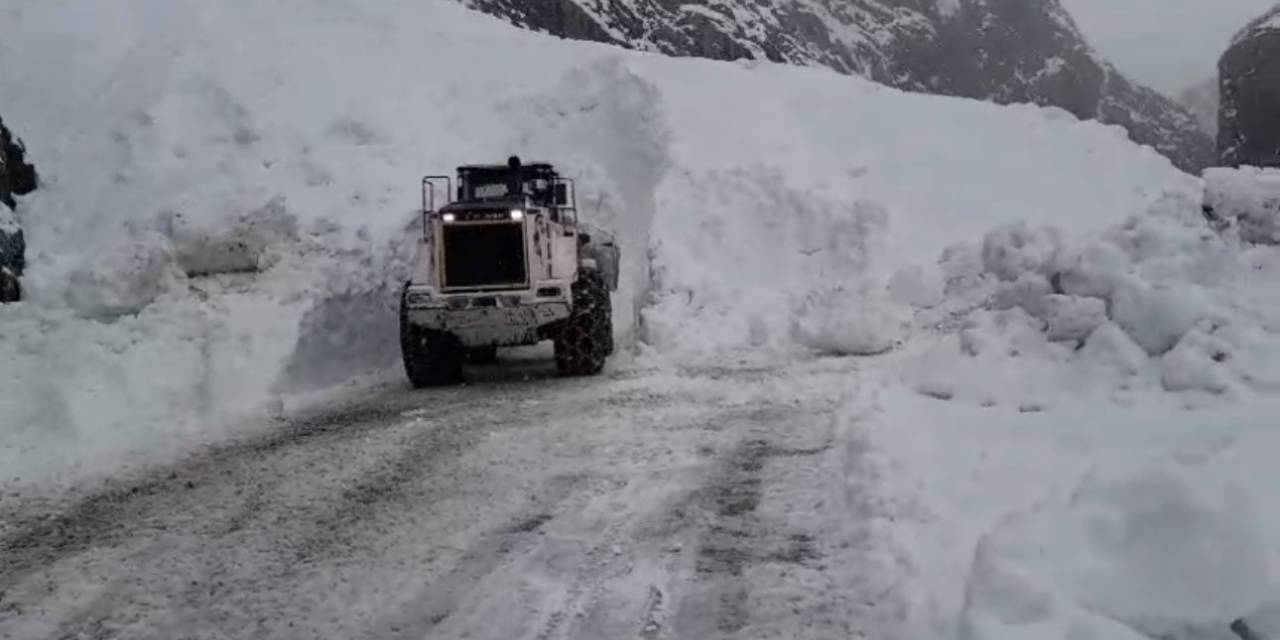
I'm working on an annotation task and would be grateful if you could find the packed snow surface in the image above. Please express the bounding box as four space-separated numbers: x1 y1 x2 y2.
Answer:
3 0 1280 638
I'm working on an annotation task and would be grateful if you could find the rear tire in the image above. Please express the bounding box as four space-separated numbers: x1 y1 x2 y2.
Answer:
554 271 612 377
400 291 464 388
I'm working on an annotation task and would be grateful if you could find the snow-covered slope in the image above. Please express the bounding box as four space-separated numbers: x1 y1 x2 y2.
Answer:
1178 77 1219 138
865 168 1280 637
463 0 1214 173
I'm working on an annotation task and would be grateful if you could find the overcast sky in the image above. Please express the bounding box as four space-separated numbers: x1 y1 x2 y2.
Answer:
1059 0 1277 94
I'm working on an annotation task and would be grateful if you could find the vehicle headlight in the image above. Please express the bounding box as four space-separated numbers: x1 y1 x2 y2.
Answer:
442 213 456 223
510 209 524 221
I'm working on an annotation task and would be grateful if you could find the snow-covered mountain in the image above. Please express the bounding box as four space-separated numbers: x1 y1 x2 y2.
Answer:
1177 77 1219 138
462 0 1214 173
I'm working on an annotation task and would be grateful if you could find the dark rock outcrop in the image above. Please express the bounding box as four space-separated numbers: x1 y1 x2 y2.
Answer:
1219 4 1280 168
1 116 38 303
463 0 1213 173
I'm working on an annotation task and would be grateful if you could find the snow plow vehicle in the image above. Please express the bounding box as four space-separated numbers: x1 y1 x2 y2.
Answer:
399 157 619 387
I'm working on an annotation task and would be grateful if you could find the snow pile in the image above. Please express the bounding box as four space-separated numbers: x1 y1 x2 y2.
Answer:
902 179 1280 409
637 57 1194 363
1205 166 1280 245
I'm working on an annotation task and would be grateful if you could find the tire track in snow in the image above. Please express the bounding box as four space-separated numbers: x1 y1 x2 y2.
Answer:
662 398 860 639
0 389 474 591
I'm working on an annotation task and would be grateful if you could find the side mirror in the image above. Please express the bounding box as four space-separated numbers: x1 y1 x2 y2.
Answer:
554 183 570 207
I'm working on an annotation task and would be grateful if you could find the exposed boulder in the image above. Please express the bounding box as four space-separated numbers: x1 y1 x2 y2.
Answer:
463 0 1213 173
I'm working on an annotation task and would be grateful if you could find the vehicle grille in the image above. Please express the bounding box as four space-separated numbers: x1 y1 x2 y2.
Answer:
441 222 527 289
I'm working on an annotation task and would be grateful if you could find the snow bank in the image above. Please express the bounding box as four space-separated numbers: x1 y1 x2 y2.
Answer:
870 384 1280 640
900 180 1280 410
963 456 1272 640
872 166 1280 638
636 57 1194 363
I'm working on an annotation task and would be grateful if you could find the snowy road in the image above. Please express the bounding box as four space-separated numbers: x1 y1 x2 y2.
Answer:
0 356 894 640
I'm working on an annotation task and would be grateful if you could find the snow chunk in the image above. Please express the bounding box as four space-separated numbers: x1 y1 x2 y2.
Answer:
1109 281 1203 356
1160 329 1233 394
991 272 1053 318
1049 241 1129 299
1040 294 1106 342
1078 322 1148 376
981 222 1062 281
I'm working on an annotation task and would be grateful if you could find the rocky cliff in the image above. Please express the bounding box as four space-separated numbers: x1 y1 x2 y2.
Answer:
1219 4 1280 168
463 0 1213 173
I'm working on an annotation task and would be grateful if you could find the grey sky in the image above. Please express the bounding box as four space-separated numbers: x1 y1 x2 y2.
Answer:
1060 0 1277 94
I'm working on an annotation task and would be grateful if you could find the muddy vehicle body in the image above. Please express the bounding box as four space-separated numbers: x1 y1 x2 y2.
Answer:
399 157 619 387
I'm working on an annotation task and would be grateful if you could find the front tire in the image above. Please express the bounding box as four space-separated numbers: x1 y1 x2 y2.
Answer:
400 293 463 388
554 271 612 376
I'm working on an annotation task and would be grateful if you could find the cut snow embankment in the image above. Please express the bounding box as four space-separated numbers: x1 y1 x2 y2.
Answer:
869 167 1280 638
636 60 1193 365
